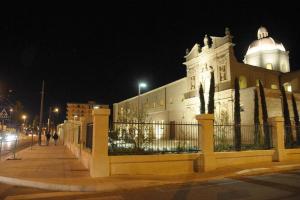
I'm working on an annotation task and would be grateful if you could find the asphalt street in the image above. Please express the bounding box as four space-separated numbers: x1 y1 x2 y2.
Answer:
0 135 37 159
1 170 300 200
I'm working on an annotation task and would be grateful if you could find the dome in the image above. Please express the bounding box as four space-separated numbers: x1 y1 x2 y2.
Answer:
246 27 286 56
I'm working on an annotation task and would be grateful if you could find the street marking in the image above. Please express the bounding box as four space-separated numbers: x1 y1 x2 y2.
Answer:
274 164 300 169
236 168 269 175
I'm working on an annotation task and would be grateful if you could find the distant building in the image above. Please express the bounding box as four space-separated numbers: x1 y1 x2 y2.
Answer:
113 26 300 126
66 101 108 120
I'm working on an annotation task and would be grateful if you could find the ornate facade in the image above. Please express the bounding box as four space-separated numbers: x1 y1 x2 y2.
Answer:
113 27 300 125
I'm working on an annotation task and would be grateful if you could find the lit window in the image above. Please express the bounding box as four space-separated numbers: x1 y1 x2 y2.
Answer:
284 82 292 92
266 63 273 70
239 76 247 89
271 84 278 89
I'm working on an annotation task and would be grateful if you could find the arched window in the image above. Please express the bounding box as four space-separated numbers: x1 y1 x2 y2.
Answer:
239 76 247 89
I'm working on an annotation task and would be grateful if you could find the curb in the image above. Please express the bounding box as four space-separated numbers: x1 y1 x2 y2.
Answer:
235 164 300 175
1 164 300 192
0 176 97 192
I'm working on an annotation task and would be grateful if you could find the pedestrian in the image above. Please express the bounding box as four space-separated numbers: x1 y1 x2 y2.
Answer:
53 132 58 146
46 131 51 146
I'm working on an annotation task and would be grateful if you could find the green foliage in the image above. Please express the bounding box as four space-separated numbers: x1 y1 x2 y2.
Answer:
279 76 292 148
234 78 241 151
254 89 260 145
292 94 300 146
259 80 271 149
199 83 205 114
208 71 215 114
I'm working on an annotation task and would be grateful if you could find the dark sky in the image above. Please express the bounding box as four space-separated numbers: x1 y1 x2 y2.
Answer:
0 1 300 121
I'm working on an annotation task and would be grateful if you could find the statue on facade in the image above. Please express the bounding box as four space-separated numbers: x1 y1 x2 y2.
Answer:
204 34 209 46
185 48 190 55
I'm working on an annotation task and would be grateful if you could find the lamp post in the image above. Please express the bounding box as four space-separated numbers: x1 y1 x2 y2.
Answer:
137 82 147 148
22 115 27 133
138 82 147 122
48 107 59 135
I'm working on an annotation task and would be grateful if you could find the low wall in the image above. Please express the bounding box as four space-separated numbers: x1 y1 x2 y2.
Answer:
109 153 201 175
65 142 91 169
215 150 275 168
285 148 300 160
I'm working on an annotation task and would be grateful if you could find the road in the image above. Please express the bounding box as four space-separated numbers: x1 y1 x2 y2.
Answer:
1 170 300 199
0 134 37 159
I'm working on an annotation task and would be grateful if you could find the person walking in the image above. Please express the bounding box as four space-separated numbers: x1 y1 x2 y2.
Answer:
53 131 58 146
46 131 51 146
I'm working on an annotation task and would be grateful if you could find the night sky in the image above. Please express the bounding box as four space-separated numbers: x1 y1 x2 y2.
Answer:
0 1 300 122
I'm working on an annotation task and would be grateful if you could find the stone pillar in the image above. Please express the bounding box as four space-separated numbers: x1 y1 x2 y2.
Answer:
268 117 286 161
90 108 110 177
196 114 216 172
79 117 86 157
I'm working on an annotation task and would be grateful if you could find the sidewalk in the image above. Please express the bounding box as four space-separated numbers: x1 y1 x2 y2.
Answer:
0 144 300 192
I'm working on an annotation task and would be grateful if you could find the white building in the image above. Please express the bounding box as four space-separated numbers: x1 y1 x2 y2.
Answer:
113 27 300 125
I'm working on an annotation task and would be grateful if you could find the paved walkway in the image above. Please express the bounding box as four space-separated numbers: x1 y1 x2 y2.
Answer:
0 144 300 192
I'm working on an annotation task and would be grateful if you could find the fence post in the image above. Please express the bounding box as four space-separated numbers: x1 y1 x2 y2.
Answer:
196 114 216 172
268 117 286 161
90 108 110 177
79 117 86 158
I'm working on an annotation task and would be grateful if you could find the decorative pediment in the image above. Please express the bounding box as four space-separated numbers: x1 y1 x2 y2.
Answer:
184 43 200 61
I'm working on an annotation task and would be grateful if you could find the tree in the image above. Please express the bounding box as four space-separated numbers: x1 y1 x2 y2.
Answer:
208 71 215 114
254 88 260 146
32 115 40 134
292 94 300 146
258 80 271 148
234 78 241 151
199 83 205 114
279 76 292 147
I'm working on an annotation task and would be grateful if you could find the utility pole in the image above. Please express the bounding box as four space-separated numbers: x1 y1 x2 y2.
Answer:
38 80 45 146
47 106 52 135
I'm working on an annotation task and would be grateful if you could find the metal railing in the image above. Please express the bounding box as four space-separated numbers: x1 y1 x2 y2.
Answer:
86 123 93 149
284 125 300 148
109 121 200 155
0 131 37 160
214 124 273 152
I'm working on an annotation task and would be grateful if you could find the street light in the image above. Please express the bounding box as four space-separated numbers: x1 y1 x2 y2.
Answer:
21 115 27 134
53 107 59 113
22 115 27 124
138 82 147 120
137 82 147 148
48 106 60 135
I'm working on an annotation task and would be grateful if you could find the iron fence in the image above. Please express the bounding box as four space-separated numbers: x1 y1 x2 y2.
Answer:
214 124 273 152
109 121 200 155
284 125 300 148
86 123 93 149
